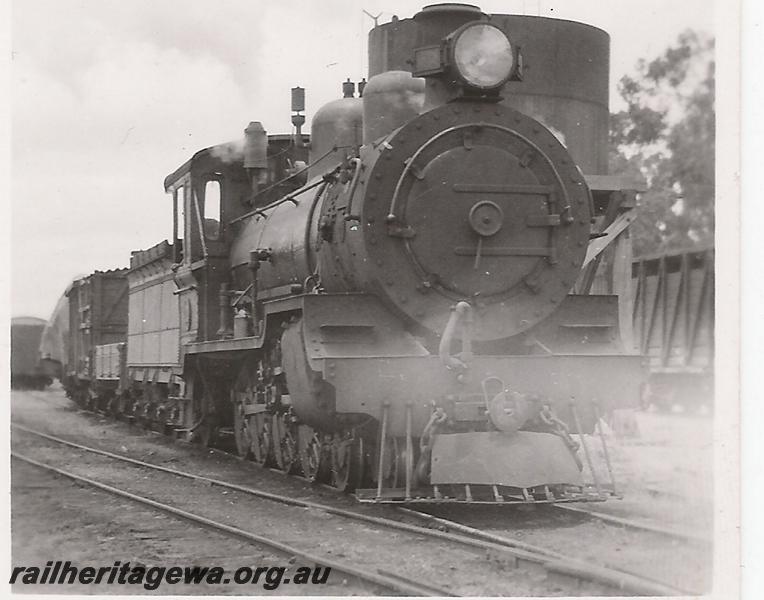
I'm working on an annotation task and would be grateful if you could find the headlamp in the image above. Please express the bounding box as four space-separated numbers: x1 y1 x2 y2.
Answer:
450 23 515 90
412 21 521 94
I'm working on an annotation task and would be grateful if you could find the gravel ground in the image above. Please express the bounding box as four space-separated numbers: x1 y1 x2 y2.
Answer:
581 410 714 534
412 412 713 593
11 461 361 595
11 388 613 596
11 387 715 595
417 502 711 594
416 408 715 594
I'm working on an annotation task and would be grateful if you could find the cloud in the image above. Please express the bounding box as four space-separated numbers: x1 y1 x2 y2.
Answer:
12 0 265 91
12 3 259 318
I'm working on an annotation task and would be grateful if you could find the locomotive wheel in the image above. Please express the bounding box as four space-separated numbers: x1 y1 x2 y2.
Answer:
299 425 325 483
183 367 218 447
193 402 217 447
118 393 133 419
233 401 252 459
134 400 147 425
386 437 402 489
107 394 119 416
249 413 272 466
196 419 216 448
272 413 299 474
375 437 405 489
330 435 362 492
116 395 129 419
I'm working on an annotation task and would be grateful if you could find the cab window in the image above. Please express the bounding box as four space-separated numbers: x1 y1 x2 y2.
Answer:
203 180 221 241
173 185 185 262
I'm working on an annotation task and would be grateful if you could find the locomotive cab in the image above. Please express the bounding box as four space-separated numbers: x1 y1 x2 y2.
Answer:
159 133 310 347
119 132 309 441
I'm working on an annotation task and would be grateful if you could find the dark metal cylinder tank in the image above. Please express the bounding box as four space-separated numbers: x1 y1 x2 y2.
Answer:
362 71 425 144
308 98 363 178
368 13 609 174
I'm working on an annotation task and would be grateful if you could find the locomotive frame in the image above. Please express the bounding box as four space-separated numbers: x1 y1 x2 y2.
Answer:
57 3 647 504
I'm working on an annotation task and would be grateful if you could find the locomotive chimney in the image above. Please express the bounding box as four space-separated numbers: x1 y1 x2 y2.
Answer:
414 3 485 46
244 121 268 195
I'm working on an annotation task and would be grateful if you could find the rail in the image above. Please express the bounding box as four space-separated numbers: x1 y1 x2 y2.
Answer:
12 422 693 596
12 450 450 597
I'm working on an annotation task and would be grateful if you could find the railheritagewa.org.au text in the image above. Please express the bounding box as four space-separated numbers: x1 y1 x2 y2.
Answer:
9 561 331 590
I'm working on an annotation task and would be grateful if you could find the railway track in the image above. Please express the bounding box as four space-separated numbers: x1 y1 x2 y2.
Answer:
551 502 712 544
11 450 448 597
400 498 711 547
397 506 710 594
12 422 691 596
61 394 713 546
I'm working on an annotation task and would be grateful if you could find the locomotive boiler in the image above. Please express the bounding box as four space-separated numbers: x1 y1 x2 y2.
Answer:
70 4 646 503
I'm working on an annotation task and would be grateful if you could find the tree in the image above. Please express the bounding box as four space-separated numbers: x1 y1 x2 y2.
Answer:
610 31 715 256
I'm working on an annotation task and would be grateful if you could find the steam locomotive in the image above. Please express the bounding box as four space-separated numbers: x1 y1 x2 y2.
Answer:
50 4 645 503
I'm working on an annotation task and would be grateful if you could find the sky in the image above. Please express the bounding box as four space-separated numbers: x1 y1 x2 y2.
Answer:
10 0 716 320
